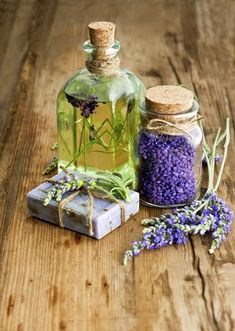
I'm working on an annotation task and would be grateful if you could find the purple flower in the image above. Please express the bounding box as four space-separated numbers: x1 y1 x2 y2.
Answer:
123 193 233 265
202 153 222 165
66 93 99 118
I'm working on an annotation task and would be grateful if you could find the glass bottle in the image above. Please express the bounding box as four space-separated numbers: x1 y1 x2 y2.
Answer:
56 21 145 186
138 85 203 207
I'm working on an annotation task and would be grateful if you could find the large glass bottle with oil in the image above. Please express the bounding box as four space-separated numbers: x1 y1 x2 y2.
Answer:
56 22 145 186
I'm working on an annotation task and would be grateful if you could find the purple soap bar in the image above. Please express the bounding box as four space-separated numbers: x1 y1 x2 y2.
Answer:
27 172 139 239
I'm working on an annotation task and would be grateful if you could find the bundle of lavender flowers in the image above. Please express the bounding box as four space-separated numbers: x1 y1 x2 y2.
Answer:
124 118 233 265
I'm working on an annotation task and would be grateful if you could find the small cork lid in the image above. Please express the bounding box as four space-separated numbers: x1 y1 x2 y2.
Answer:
145 85 194 113
88 21 115 47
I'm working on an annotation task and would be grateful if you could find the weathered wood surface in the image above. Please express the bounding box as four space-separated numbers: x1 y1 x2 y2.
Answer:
0 0 235 330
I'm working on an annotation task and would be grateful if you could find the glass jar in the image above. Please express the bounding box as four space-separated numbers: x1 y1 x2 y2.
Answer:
56 22 145 186
138 85 203 207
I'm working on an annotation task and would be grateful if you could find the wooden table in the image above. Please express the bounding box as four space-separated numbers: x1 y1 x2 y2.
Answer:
0 1 235 330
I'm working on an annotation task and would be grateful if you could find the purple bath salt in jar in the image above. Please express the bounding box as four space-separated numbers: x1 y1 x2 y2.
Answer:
138 85 203 208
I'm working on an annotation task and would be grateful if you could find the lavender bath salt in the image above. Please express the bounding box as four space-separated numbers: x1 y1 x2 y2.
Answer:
139 130 197 206
138 85 203 207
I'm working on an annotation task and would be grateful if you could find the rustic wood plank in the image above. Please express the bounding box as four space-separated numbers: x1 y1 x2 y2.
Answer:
0 0 235 330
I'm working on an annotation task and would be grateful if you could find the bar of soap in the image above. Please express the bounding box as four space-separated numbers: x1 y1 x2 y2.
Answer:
27 172 139 239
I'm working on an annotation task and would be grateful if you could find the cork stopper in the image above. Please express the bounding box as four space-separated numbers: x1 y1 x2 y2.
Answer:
145 85 194 113
88 21 115 47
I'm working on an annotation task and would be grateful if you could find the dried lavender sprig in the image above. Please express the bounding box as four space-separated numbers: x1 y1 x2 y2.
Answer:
124 194 233 265
43 171 130 207
209 196 233 253
43 185 58 206
43 174 85 206
54 178 84 202
42 157 58 176
65 93 99 118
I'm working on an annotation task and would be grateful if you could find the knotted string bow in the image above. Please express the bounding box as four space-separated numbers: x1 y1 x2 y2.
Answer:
146 115 203 138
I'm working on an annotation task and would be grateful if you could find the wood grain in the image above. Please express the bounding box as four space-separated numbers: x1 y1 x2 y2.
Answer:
0 0 235 330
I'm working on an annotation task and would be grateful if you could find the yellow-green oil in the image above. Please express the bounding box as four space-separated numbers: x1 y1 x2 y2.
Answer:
57 92 138 184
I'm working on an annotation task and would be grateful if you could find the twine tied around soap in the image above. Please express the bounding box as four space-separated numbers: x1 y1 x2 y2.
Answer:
146 115 202 138
45 174 126 236
57 189 94 235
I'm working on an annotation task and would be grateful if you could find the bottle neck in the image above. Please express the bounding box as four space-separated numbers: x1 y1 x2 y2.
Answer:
83 40 120 76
